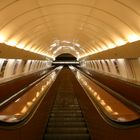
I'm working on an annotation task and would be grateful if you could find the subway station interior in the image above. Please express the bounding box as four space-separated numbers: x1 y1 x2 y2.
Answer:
0 0 140 140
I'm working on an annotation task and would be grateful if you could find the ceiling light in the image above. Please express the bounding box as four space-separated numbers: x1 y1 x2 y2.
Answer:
74 43 80 47
127 34 140 43
0 35 6 43
76 51 79 54
62 40 71 43
16 44 25 49
5 40 17 46
51 43 57 47
29 48 35 52
53 47 62 54
108 43 116 49
97 47 103 52
115 39 127 46
101 46 108 51
23 47 30 51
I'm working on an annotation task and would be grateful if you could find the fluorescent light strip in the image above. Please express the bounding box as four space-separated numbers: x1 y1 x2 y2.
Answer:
53 61 79 64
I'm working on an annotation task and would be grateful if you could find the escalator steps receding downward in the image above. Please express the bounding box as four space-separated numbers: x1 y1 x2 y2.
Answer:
44 68 90 140
44 105 90 140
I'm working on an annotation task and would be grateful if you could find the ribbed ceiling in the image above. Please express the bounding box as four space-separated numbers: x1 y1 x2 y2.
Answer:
0 0 140 59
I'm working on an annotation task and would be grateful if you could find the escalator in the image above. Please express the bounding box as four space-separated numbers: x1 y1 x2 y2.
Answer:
44 67 90 140
1 66 140 140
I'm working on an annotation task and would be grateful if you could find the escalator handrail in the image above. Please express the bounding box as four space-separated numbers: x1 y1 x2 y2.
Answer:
0 66 62 129
0 67 60 109
78 66 140 87
70 66 140 128
0 67 53 85
76 67 140 113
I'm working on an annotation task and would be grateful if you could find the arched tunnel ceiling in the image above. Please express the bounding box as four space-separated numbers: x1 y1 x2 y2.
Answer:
0 0 140 60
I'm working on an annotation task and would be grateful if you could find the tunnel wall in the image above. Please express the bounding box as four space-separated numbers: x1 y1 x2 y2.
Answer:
0 58 52 80
80 58 140 83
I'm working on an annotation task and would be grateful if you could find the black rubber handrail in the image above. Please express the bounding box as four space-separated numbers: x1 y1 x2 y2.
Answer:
0 66 62 129
71 66 140 128
0 67 57 109
78 66 140 88
75 67 140 113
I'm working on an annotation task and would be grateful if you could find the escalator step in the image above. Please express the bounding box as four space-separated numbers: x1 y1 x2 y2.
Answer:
49 117 85 122
51 111 82 114
50 112 82 117
53 105 80 107
45 134 90 140
53 105 80 108
51 110 81 113
46 127 88 134
52 107 81 110
47 121 86 127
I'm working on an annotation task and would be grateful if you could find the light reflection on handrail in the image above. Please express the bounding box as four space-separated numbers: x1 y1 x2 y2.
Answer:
69 66 140 123
0 66 63 123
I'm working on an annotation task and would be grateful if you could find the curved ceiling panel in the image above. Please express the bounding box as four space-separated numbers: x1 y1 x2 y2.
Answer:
0 0 140 59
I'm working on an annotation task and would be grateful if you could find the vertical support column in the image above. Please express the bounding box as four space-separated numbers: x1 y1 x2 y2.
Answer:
4 59 16 78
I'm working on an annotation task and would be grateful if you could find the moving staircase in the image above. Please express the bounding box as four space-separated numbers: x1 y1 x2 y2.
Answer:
44 67 90 140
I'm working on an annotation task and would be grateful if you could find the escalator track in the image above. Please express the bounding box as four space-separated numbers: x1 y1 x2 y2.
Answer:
44 67 90 140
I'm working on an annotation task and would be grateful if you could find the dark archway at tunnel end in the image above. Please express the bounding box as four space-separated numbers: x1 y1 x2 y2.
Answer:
53 53 79 66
